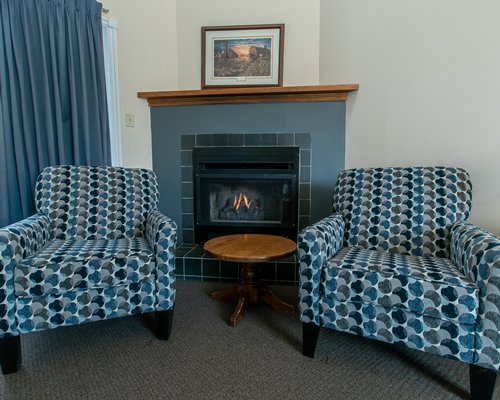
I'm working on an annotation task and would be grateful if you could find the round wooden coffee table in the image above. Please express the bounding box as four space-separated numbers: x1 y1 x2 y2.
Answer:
204 234 296 326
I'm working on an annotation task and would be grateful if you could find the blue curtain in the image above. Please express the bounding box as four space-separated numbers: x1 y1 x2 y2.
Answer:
0 0 111 227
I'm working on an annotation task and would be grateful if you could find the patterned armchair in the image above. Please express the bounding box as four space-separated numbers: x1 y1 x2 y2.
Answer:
298 167 499 399
0 166 177 374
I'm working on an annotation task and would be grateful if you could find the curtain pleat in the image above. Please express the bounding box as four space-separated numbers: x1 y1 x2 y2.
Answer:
102 17 121 166
0 0 111 227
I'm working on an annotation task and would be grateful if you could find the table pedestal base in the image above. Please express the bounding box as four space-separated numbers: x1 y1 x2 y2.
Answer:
210 262 295 326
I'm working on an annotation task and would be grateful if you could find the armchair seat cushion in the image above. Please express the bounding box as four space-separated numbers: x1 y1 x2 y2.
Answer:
323 247 479 325
14 237 155 297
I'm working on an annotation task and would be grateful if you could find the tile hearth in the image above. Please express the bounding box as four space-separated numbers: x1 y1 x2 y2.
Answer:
175 243 298 285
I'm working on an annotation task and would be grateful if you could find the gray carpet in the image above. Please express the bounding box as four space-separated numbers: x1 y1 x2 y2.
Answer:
0 281 496 400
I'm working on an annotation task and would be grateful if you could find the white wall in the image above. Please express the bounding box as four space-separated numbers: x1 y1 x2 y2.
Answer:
176 0 320 89
100 0 178 168
101 0 499 235
320 0 500 235
102 0 320 167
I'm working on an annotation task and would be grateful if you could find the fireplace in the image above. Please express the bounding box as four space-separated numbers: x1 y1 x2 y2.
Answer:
193 146 299 243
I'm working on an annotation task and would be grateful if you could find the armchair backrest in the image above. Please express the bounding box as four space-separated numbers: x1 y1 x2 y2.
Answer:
35 165 159 240
333 167 472 257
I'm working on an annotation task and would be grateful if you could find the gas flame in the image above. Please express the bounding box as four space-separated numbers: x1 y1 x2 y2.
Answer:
233 192 253 210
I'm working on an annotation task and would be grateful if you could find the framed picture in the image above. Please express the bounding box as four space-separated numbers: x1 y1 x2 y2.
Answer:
201 24 284 89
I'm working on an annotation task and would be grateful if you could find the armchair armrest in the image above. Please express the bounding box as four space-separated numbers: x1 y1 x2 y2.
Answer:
0 213 50 337
297 213 345 325
450 221 500 370
146 210 177 311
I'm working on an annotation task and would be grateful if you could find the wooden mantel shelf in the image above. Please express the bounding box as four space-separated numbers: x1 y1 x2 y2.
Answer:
137 84 358 107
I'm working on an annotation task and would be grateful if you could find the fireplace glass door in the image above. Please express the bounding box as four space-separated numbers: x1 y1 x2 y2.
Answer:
200 179 292 225
193 146 299 242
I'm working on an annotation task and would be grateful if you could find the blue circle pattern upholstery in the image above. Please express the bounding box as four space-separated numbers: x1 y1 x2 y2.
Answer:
298 167 500 371
0 165 177 338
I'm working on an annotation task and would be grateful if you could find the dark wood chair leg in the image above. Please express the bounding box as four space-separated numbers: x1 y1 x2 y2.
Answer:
470 364 498 400
0 335 22 375
303 322 321 358
154 309 174 340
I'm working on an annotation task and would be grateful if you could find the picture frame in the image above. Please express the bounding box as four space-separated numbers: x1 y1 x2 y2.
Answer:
201 24 284 89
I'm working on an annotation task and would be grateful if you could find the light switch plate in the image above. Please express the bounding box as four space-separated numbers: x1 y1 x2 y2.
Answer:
125 113 135 127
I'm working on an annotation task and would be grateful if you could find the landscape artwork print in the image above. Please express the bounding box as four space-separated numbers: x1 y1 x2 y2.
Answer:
202 24 284 87
212 37 273 78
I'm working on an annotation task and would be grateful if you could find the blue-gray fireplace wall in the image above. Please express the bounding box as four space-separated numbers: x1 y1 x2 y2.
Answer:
150 101 346 243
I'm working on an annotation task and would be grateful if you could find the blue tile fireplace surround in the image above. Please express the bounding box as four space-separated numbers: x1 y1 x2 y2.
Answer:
149 101 347 285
